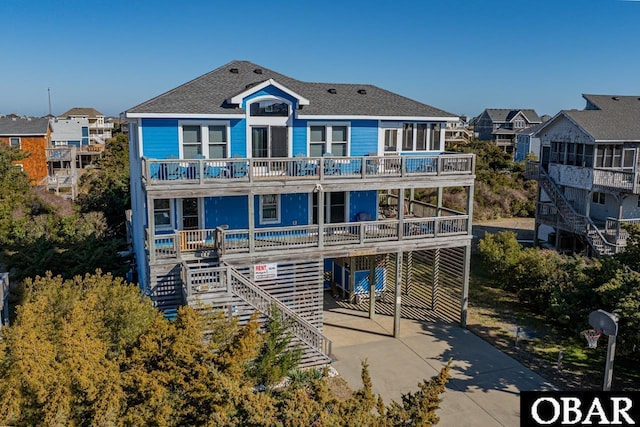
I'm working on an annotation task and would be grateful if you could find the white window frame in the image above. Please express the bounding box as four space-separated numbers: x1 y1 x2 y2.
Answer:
153 198 174 231
15 163 24 171
308 191 350 224
307 122 350 156
259 194 281 224
9 137 21 149
379 121 442 152
178 120 230 159
245 96 293 158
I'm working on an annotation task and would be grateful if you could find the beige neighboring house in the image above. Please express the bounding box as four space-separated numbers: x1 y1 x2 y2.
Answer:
58 107 113 144
526 94 640 256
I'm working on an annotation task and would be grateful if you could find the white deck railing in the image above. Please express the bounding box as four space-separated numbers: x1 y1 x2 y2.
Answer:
593 169 637 192
148 215 470 260
141 153 474 186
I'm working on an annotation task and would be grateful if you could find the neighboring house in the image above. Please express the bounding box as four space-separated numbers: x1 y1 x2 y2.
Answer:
514 121 545 162
474 108 542 153
526 94 640 255
125 60 475 366
444 115 475 147
58 107 113 144
0 117 51 183
48 117 104 199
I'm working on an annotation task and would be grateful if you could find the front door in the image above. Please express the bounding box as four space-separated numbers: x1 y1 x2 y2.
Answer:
252 126 288 158
313 191 347 224
181 198 200 230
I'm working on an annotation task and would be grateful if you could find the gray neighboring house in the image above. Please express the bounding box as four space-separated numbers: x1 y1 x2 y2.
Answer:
526 94 640 255
474 108 542 154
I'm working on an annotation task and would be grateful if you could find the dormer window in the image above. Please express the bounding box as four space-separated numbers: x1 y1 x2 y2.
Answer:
249 99 289 117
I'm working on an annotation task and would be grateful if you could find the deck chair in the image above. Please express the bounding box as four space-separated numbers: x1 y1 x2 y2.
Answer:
323 153 341 175
229 160 248 178
164 156 182 180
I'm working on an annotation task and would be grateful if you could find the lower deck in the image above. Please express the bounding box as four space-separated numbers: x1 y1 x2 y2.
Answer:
148 244 471 367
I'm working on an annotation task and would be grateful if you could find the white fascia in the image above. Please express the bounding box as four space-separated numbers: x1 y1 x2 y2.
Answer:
298 114 459 122
125 113 245 119
228 79 310 106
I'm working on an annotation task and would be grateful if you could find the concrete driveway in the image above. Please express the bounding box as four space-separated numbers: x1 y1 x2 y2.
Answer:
324 304 555 426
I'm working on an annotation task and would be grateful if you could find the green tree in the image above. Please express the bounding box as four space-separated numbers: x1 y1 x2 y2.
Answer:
78 133 130 237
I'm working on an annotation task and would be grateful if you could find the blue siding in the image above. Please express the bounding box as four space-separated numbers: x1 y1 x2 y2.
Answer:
350 120 378 156
254 193 309 228
141 119 179 158
205 196 249 230
230 119 246 157
292 120 307 155
349 190 378 221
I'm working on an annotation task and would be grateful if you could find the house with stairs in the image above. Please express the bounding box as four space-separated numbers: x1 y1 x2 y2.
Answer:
526 94 640 256
125 61 475 367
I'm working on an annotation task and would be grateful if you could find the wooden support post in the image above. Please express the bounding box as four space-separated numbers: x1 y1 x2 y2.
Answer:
437 187 443 217
393 250 403 338
398 189 405 239
318 190 324 249
409 188 415 215
248 193 255 253
147 193 156 263
348 256 355 301
460 244 471 327
3 290 9 326
466 185 474 235
431 249 440 310
368 255 376 319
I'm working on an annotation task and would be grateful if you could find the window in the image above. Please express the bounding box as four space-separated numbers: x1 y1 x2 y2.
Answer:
309 126 326 157
250 100 289 116
514 119 525 129
402 123 414 150
182 125 202 158
180 122 229 159
308 123 349 156
9 137 20 149
260 194 280 224
208 125 227 158
384 129 398 152
416 124 427 150
429 124 441 150
331 126 347 156
153 199 172 230
592 192 605 205
595 145 624 168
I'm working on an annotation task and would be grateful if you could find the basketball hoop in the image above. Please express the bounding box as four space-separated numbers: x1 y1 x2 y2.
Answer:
583 329 602 349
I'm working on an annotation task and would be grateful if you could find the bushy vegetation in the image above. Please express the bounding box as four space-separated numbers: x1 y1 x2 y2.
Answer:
478 230 640 360
0 139 129 282
0 272 451 426
450 141 537 219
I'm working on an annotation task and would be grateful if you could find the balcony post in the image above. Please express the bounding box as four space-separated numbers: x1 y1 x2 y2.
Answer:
398 189 404 240
393 250 403 338
248 193 255 253
466 185 474 235
368 255 376 319
460 244 471 327
318 189 325 249
147 194 156 263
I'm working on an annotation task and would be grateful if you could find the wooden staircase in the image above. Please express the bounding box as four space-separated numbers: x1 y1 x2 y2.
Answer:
538 168 622 256
181 261 333 367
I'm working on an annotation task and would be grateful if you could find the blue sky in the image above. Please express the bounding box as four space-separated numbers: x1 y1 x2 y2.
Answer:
1 0 639 118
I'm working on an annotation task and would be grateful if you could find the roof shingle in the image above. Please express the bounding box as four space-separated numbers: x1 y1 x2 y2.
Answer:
127 60 455 118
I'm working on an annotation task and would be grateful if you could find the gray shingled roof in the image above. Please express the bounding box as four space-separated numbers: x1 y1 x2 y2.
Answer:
484 108 541 123
0 117 50 135
59 107 104 118
516 121 546 136
560 94 640 141
127 60 455 118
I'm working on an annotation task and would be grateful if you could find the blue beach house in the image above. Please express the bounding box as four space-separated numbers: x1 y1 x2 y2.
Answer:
125 61 475 366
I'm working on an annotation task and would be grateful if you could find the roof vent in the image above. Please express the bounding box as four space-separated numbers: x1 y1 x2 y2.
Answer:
254 68 263 74
357 89 367 95
229 68 239 74
612 96 620 101
327 88 337 94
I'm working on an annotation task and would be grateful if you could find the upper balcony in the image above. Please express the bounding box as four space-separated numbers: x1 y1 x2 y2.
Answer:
141 153 475 195
593 169 640 193
47 145 104 161
89 122 114 130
